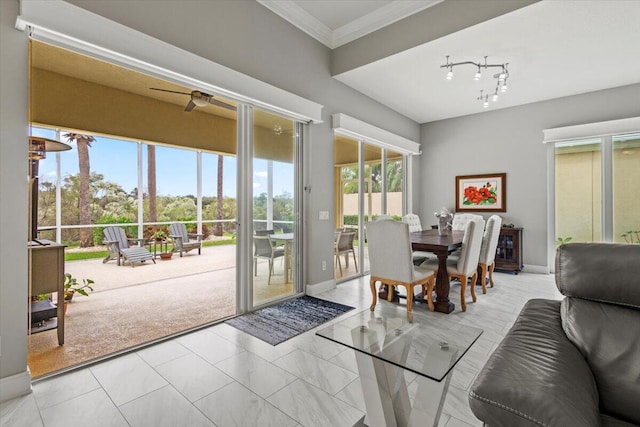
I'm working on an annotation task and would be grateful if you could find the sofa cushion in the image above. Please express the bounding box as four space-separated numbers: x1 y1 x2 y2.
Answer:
469 299 600 427
562 298 640 425
555 243 640 308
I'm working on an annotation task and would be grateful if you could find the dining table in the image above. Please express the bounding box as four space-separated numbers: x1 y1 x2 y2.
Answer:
410 229 464 314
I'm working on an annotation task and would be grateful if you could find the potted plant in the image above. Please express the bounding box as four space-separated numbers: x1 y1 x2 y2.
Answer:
64 273 94 302
150 230 173 259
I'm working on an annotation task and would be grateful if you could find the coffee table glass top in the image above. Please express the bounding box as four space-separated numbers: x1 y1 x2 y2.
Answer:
316 305 482 381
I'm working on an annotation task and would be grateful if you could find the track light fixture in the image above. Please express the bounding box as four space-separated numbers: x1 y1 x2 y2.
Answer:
441 55 510 108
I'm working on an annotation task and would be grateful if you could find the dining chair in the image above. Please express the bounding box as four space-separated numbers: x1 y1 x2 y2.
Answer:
367 219 437 321
402 213 431 265
422 217 485 311
451 213 483 231
335 230 358 275
253 235 285 285
478 215 502 293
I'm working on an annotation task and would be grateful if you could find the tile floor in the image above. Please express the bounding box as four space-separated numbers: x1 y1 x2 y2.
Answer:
2 271 561 427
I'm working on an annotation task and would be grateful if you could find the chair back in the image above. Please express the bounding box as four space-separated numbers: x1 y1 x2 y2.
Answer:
456 218 485 276
336 231 356 252
366 219 414 283
254 235 274 257
402 213 423 233
255 229 275 236
479 215 502 265
170 223 190 243
451 213 483 231
103 226 130 249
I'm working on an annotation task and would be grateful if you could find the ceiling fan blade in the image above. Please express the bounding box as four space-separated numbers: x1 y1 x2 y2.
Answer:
208 97 237 111
150 87 192 95
184 100 196 112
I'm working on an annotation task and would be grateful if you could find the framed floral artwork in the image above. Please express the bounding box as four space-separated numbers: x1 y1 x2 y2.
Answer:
455 173 506 212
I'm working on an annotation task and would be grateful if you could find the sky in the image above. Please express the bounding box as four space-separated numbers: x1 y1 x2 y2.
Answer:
32 127 294 198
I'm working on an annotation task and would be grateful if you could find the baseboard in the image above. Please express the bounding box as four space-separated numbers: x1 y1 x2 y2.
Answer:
306 279 336 296
0 369 32 403
523 264 550 274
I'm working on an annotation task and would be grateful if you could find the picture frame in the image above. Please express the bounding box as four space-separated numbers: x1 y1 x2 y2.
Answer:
455 173 506 212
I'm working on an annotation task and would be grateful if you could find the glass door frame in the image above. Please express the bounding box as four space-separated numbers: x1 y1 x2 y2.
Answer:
236 104 306 313
336 136 410 282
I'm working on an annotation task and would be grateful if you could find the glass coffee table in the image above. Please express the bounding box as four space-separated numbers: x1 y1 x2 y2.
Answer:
316 305 482 427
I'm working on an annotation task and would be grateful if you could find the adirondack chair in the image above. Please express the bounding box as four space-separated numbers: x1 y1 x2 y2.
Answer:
169 223 203 257
102 226 155 267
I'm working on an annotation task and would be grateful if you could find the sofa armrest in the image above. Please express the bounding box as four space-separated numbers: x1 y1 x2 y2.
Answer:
469 299 600 427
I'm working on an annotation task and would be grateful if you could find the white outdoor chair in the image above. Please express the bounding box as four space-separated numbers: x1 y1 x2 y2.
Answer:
478 215 503 293
367 219 437 321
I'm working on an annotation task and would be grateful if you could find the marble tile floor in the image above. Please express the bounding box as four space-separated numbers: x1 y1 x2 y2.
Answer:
2 271 561 427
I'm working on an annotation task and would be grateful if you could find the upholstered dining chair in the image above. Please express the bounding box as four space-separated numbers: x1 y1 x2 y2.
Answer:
367 219 437 321
422 217 485 311
402 213 431 265
477 215 502 293
451 213 483 231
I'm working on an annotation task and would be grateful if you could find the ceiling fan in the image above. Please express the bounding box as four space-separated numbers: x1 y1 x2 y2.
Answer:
149 87 236 112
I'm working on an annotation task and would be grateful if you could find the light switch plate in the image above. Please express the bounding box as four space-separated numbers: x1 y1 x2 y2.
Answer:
319 211 329 220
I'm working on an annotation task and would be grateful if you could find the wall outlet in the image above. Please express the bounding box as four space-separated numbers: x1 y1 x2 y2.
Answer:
319 211 329 220
321 260 327 271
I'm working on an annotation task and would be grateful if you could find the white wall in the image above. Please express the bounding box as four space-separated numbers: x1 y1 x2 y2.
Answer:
0 0 30 400
419 83 640 269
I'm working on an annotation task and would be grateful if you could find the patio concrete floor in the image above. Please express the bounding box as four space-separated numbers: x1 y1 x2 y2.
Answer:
28 244 300 378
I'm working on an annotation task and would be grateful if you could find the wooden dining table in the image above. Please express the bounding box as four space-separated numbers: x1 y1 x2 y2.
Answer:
411 229 465 314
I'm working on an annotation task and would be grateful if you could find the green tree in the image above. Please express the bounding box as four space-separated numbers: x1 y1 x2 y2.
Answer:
64 132 96 247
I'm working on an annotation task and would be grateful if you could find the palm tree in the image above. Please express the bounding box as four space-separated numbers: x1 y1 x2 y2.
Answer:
214 154 224 236
63 132 96 247
147 145 157 222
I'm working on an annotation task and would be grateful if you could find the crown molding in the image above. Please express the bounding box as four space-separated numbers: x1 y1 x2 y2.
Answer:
333 0 443 48
257 0 333 47
258 0 443 49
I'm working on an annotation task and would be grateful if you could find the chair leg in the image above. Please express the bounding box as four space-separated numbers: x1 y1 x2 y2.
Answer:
267 259 273 285
351 249 358 272
405 285 414 321
460 275 467 312
337 254 343 275
489 263 495 287
370 278 377 311
470 273 478 303
479 263 488 294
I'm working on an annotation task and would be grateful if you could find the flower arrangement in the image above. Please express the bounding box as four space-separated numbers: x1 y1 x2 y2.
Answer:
434 207 454 234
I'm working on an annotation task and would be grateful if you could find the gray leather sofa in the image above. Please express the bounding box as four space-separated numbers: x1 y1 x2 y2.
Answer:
469 243 640 427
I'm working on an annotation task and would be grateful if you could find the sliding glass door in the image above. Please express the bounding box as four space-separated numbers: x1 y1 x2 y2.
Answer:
554 132 640 246
251 108 300 307
334 135 407 281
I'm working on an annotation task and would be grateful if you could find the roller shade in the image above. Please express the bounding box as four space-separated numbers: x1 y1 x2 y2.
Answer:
332 113 420 155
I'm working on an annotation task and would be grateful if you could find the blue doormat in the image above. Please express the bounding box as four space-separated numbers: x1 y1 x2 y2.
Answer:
225 296 355 345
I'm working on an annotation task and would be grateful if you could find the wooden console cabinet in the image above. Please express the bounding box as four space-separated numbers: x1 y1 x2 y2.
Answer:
495 227 523 274
29 240 65 345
